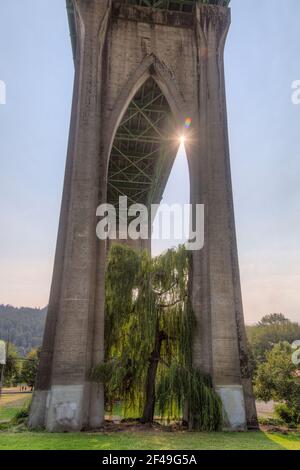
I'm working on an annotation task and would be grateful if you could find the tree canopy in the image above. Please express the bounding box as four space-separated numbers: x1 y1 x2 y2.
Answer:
246 314 300 370
20 348 40 388
0 305 46 356
254 342 300 424
91 244 222 431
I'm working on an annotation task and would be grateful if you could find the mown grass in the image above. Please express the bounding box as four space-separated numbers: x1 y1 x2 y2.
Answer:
1 392 299 450
0 407 19 422
0 393 31 424
0 431 300 450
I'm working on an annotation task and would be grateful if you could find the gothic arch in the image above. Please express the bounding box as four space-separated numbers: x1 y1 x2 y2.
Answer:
103 55 192 223
104 54 188 176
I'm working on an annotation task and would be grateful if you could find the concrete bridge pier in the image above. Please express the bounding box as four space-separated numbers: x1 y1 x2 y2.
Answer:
30 0 257 432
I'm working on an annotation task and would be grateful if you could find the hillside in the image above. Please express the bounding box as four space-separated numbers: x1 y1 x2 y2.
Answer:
0 304 47 356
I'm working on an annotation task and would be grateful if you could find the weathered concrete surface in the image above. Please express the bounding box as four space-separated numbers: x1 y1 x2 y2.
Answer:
30 1 257 431
216 385 247 431
28 390 48 429
46 385 87 432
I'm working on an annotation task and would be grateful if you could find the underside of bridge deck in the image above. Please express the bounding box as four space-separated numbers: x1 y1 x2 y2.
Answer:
107 77 178 214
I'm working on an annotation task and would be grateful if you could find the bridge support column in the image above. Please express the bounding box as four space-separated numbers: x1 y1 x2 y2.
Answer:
186 4 257 430
29 1 112 431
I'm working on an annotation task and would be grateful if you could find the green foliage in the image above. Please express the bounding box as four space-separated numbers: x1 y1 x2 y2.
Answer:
156 364 222 431
254 342 300 424
275 404 300 426
0 305 46 356
246 314 300 370
11 400 31 425
20 348 40 388
92 244 222 430
258 416 285 427
258 313 290 327
3 343 21 386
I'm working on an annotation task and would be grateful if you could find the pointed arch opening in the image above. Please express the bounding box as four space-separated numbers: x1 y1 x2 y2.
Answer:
101 76 222 431
151 141 190 256
107 77 180 220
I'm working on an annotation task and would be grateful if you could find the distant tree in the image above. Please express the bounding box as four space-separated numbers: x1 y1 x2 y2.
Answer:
258 313 290 327
0 305 47 356
246 315 300 370
254 342 300 424
20 348 40 389
4 343 20 386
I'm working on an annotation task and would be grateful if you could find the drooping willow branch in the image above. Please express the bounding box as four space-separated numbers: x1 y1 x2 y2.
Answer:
91 244 222 430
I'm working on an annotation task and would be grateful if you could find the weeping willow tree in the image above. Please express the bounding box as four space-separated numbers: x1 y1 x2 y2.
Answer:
91 244 222 430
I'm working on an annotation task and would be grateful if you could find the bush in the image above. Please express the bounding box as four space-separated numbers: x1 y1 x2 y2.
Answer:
275 403 300 425
258 416 284 427
11 400 31 425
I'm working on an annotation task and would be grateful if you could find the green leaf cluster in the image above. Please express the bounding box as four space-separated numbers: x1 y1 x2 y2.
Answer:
254 342 300 424
91 244 222 430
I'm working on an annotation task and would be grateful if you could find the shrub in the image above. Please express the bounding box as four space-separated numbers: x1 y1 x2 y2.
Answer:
11 400 31 425
275 403 300 425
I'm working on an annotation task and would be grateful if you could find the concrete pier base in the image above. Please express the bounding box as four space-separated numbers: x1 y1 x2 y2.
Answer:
216 385 247 431
88 383 105 429
45 385 87 432
28 390 48 429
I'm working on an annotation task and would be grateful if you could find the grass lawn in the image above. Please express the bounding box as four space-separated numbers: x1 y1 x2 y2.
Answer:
1 392 299 450
0 407 19 422
0 431 300 450
0 391 31 424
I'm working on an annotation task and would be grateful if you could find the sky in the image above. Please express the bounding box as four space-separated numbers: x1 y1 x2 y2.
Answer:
0 0 299 324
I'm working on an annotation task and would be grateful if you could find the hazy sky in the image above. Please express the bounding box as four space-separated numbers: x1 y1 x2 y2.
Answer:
0 0 299 324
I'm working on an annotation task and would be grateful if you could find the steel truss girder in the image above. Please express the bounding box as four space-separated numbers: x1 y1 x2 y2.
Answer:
107 78 177 212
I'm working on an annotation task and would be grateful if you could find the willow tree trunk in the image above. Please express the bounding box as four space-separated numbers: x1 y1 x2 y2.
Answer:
142 319 165 423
